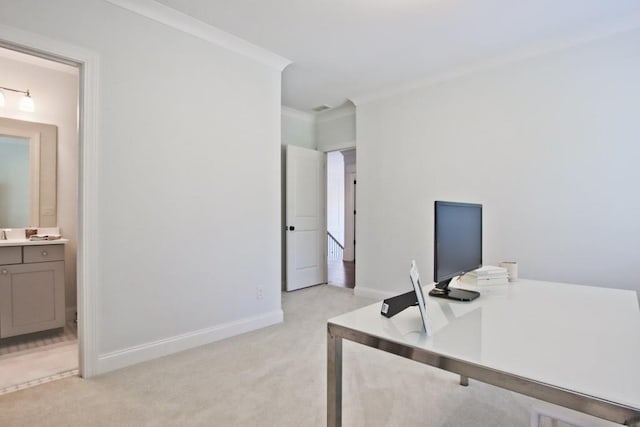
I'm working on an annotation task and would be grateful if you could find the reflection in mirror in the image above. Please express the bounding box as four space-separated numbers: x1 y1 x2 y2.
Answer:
0 136 30 227
0 117 57 229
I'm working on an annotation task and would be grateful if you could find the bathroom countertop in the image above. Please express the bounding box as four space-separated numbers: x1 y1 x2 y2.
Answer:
0 238 69 247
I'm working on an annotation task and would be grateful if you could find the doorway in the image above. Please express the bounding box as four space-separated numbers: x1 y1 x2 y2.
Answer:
326 149 356 289
0 41 85 393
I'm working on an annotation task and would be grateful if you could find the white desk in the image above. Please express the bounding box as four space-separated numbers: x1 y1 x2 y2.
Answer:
327 280 640 426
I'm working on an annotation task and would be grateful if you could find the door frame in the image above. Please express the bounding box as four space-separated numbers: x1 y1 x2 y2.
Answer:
323 148 356 290
344 171 356 262
341 149 356 263
0 24 100 377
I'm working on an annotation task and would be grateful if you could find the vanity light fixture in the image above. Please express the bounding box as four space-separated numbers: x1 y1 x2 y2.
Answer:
0 86 35 112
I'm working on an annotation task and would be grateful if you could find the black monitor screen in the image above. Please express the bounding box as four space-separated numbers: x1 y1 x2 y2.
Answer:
434 201 482 282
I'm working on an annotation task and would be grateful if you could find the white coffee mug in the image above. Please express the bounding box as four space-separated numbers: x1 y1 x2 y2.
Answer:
500 261 518 282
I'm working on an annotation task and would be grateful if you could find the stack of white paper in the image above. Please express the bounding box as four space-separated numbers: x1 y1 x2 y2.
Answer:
461 265 509 285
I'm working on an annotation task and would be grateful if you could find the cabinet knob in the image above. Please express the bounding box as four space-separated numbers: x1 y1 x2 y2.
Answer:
42 250 48 256
1 269 7 275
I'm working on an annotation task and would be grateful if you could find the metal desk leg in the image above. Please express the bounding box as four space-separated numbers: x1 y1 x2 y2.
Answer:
328 326 343 427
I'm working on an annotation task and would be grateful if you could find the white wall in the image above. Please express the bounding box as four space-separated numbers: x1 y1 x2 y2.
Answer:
282 107 315 149
1 0 284 372
0 54 79 316
281 103 356 152
316 102 356 152
356 28 640 297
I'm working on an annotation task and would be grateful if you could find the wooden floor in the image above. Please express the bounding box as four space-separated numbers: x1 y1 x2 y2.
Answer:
327 259 355 289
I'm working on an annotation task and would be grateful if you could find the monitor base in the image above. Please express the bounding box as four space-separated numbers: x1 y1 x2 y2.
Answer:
429 287 480 302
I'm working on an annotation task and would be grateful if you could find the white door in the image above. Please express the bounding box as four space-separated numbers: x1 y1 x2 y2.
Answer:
286 145 325 291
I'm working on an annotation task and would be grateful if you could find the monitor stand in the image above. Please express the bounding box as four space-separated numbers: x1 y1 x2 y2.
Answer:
429 278 480 302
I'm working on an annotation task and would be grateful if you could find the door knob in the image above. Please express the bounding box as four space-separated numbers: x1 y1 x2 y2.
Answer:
1 269 7 275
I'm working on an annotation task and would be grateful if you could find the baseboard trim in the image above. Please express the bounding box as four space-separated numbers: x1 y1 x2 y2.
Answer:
96 309 283 374
354 286 397 300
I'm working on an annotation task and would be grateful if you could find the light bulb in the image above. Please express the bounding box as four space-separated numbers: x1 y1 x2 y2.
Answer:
19 94 34 112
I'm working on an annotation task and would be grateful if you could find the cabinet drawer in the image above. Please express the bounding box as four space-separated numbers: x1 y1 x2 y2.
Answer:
0 246 22 265
23 245 65 263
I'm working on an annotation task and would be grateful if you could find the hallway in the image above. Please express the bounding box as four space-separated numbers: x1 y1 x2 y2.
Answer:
327 259 355 289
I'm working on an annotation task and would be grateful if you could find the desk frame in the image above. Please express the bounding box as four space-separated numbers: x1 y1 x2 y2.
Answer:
327 322 640 427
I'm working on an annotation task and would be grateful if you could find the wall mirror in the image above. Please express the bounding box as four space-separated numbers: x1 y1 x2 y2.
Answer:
0 117 57 228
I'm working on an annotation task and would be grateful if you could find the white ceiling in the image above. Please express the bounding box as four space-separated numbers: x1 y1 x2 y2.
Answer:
154 0 640 112
11 1 640 113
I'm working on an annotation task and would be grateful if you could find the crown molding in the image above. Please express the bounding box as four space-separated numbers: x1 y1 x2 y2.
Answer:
316 104 356 123
282 103 356 123
281 106 315 122
319 141 356 153
0 46 78 75
105 0 291 71
351 14 640 106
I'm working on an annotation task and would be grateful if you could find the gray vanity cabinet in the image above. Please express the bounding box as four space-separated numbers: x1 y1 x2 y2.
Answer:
0 245 66 338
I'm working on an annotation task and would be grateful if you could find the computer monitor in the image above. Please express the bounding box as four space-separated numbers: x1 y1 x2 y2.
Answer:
429 201 482 302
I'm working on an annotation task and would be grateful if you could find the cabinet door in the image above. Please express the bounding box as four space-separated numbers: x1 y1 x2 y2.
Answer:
0 261 65 338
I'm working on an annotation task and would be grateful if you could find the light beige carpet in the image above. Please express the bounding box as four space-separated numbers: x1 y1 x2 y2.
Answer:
0 285 538 426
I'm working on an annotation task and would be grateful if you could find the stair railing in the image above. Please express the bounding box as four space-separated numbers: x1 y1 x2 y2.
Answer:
327 231 344 260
